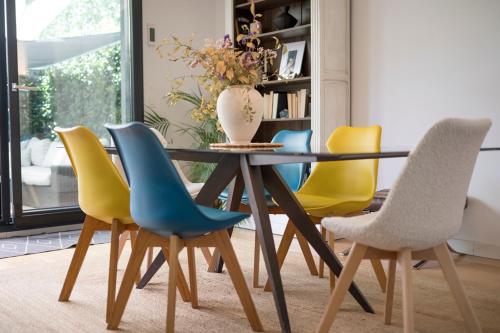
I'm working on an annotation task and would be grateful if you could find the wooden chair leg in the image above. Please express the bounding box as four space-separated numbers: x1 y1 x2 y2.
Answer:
166 236 182 333
129 231 142 286
201 247 213 264
107 220 123 323
316 243 368 333
297 231 319 276
117 230 129 259
147 247 154 268
161 246 191 303
318 226 327 278
264 220 295 291
107 229 151 330
213 230 263 332
398 248 414 333
187 246 198 309
59 216 96 302
433 243 482 333
384 259 397 325
253 231 260 288
327 231 335 292
371 259 387 293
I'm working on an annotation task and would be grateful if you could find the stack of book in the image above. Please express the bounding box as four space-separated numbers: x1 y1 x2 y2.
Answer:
262 89 308 119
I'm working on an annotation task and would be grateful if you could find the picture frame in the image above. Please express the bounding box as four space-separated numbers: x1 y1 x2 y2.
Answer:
278 41 306 80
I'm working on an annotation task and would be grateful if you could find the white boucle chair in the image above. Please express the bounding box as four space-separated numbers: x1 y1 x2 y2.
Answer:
317 118 490 333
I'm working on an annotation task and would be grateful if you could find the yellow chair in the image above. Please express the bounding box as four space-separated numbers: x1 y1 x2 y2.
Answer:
56 127 190 323
264 125 386 292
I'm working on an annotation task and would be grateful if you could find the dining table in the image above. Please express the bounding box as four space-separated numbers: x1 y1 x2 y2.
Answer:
106 145 499 333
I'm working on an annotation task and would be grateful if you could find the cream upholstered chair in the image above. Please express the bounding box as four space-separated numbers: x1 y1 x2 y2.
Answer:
317 118 490 333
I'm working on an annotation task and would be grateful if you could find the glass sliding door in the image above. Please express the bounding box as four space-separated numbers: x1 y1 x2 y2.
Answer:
5 0 141 228
0 0 11 225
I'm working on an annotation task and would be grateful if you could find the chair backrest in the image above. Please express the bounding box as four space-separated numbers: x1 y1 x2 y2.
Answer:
55 126 132 224
149 127 193 186
272 129 312 192
371 118 491 247
105 122 205 232
298 125 382 202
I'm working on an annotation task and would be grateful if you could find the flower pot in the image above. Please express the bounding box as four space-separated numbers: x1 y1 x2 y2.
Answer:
216 85 263 144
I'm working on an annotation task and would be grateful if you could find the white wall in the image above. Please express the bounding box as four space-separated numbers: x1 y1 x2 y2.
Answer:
351 0 500 258
142 0 225 147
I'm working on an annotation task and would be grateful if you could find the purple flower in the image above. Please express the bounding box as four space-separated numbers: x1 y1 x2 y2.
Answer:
222 34 233 48
239 51 259 69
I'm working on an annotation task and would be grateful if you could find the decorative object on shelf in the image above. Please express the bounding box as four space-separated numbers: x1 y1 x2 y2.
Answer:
236 16 250 36
262 56 270 81
279 108 289 119
217 85 264 143
250 20 262 35
273 6 298 30
157 0 281 144
279 41 306 79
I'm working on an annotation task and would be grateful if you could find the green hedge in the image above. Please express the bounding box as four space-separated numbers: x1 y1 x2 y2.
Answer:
21 43 122 140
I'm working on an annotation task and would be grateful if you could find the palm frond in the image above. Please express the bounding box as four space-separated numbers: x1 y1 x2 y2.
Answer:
144 107 171 138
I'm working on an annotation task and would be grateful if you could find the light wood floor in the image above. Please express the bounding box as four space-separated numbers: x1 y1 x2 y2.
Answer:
0 228 499 332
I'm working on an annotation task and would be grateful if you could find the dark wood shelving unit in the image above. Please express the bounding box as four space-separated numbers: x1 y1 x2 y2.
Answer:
236 0 294 11
257 24 311 40
233 0 311 142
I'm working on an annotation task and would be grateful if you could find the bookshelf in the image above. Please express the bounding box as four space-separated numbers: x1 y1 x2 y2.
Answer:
232 0 312 143
228 0 351 151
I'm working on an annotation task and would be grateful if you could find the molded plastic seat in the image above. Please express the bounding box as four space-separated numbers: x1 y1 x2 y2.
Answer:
112 127 204 198
107 122 248 239
55 126 173 323
295 125 382 217
219 129 312 203
105 122 262 332
57 126 133 224
264 125 383 292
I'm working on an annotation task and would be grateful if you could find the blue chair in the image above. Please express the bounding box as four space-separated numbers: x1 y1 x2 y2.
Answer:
218 129 315 287
105 122 263 333
219 129 312 204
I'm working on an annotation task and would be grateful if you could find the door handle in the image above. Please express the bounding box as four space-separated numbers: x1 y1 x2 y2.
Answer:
11 83 39 92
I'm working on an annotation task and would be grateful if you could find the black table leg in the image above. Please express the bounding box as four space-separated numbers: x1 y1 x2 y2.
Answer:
261 166 375 314
240 156 291 333
209 171 244 273
136 250 165 289
137 156 240 289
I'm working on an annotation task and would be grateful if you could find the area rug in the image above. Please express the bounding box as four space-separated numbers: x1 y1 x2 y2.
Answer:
0 229 498 332
0 230 109 258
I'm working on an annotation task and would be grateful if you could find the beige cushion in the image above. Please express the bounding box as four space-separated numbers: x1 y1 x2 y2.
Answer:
30 138 51 166
21 166 51 186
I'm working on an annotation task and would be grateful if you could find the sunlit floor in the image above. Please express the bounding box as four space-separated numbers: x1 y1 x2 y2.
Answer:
0 228 499 332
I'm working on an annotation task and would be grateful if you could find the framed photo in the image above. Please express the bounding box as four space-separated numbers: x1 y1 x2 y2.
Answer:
279 41 306 79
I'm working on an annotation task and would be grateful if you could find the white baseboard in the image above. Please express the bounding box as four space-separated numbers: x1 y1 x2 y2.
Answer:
238 216 500 260
448 238 500 260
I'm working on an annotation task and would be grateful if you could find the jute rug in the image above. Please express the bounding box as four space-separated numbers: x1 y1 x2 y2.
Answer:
0 228 498 332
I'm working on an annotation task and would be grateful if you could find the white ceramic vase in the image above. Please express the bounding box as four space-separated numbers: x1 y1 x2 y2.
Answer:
216 85 263 144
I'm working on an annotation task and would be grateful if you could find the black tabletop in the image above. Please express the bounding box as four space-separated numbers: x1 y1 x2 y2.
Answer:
105 146 500 166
